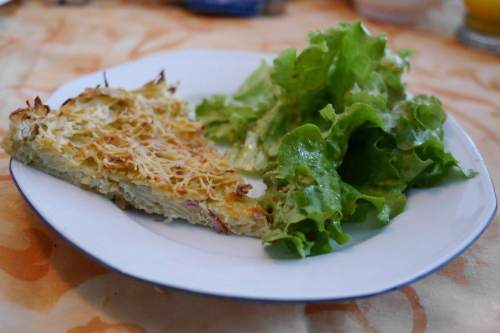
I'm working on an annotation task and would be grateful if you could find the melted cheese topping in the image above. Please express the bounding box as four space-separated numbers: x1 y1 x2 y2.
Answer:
16 79 253 207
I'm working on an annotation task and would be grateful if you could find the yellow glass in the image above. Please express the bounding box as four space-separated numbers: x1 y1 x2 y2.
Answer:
458 0 500 52
464 0 500 35
465 0 500 22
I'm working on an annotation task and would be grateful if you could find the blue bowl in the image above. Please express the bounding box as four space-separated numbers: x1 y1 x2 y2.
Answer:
185 0 266 17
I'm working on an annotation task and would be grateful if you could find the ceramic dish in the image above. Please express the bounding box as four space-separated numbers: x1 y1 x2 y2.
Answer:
9 49 497 302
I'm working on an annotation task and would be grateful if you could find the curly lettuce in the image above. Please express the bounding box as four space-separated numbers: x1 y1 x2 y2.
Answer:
195 21 473 258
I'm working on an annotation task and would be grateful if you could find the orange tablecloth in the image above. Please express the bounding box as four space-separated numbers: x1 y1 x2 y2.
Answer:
0 1 498 332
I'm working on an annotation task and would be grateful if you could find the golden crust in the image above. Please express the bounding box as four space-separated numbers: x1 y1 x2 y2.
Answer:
2 77 267 236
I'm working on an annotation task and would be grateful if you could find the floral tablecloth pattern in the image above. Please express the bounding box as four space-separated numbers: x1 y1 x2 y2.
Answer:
0 1 498 332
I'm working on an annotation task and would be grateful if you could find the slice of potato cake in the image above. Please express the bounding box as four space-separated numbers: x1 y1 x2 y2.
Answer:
2 77 267 237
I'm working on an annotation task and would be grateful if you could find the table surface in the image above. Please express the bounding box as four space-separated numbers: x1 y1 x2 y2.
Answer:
0 1 499 332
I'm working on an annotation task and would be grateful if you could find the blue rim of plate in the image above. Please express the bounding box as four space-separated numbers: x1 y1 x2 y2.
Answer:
8 152 497 303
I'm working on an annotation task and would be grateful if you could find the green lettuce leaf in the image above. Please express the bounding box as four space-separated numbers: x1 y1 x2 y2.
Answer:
195 21 474 258
261 124 392 257
195 61 277 143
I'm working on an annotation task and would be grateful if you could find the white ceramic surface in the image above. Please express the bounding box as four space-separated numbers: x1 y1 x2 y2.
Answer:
9 49 497 302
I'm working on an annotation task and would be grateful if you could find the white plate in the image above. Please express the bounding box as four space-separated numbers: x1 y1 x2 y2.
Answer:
9 49 497 302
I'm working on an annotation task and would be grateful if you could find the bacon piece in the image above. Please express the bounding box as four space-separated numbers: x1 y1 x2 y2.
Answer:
182 200 228 234
235 183 252 196
206 209 229 234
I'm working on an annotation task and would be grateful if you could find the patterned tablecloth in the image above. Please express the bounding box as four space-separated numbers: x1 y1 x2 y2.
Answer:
0 1 498 332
